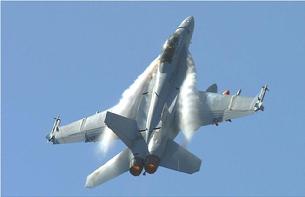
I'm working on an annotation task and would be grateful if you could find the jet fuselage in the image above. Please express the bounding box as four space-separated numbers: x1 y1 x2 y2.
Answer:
46 16 267 188
145 16 194 158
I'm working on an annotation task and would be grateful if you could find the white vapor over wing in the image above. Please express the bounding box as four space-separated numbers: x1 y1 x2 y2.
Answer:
177 53 201 143
97 127 116 155
97 57 160 155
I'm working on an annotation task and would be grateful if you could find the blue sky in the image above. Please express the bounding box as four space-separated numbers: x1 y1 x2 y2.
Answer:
2 2 305 196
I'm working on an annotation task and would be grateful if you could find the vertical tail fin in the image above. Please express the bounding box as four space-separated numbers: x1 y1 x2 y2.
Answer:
206 83 218 93
104 112 148 156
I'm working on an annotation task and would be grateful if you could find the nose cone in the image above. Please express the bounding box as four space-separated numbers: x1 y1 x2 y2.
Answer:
178 16 194 33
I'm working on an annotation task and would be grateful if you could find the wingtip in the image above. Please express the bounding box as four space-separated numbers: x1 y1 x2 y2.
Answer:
85 176 94 188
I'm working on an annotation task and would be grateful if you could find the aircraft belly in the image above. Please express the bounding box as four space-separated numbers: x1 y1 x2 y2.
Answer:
45 16 269 188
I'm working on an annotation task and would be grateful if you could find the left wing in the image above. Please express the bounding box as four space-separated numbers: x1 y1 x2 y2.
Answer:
199 85 268 126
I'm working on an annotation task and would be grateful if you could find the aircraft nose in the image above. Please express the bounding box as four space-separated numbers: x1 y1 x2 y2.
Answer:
178 16 194 33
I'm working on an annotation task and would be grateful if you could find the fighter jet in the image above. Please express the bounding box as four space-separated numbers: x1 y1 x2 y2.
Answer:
46 16 268 188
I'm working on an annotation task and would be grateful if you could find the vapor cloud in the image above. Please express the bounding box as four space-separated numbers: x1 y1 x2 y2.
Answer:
98 57 160 155
177 53 201 142
98 53 201 154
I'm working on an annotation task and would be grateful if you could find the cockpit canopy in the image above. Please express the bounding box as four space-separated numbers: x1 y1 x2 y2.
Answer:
160 34 179 63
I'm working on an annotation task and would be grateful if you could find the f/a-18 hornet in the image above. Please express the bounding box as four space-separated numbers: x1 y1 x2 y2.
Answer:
46 16 268 188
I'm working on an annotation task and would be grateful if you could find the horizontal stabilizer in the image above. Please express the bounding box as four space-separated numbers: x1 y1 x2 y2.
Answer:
206 83 218 93
104 111 148 155
160 140 201 174
85 148 131 188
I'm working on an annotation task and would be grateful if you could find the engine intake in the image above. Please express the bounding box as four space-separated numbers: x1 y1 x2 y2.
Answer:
144 155 160 174
129 157 144 176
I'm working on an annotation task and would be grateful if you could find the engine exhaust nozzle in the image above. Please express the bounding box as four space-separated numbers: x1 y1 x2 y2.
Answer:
144 155 160 174
129 157 144 176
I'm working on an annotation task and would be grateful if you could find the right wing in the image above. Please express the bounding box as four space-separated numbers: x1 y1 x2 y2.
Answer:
199 85 268 126
47 57 161 145
47 58 160 145
47 110 109 144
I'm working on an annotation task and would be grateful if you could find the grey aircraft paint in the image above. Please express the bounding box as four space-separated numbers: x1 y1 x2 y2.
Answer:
46 16 268 188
